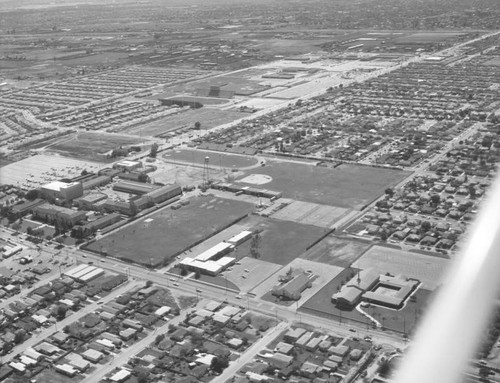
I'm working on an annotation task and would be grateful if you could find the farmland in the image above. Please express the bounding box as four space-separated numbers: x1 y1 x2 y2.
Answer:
85 196 254 267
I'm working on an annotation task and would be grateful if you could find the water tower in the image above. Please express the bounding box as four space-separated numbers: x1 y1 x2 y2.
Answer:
203 156 210 185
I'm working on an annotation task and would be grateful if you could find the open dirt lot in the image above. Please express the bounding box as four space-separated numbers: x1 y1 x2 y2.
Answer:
352 245 450 290
163 148 259 169
47 132 150 162
237 161 410 209
301 235 373 268
271 200 350 228
0 154 105 188
120 108 245 137
85 196 253 267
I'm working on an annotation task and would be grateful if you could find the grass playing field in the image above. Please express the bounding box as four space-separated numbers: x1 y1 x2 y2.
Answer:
238 161 411 209
85 196 254 267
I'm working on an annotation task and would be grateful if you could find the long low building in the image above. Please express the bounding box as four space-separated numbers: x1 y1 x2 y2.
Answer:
227 230 253 246
180 256 236 276
113 181 159 195
147 184 182 204
196 242 234 262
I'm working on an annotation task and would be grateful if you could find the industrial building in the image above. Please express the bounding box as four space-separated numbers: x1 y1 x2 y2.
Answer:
41 181 83 201
33 203 87 227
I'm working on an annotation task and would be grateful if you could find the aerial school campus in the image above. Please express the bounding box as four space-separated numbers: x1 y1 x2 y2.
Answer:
1 1 500 382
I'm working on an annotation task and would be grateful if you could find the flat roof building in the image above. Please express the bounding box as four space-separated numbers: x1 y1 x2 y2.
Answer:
113 180 159 195
41 181 83 201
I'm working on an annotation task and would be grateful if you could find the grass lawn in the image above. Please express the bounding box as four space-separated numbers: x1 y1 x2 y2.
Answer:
85 196 253 267
237 161 410 209
235 216 326 265
33 368 84 383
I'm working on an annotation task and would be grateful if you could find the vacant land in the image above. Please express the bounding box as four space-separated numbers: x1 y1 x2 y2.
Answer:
352 245 450 290
121 108 245 137
271 200 350 228
238 162 410 209
301 235 373 268
163 148 258 169
85 196 253 267
47 132 149 162
235 215 325 265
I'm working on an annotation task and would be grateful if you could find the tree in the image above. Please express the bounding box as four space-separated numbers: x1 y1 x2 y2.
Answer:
155 334 165 345
385 187 394 197
14 329 26 344
379 230 388 241
250 233 261 259
194 121 201 130
26 189 40 201
180 267 188 276
194 270 201 279
421 221 432 232
430 194 441 205
137 371 149 383
468 185 477 198
56 304 68 320
149 143 159 158
210 356 229 373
